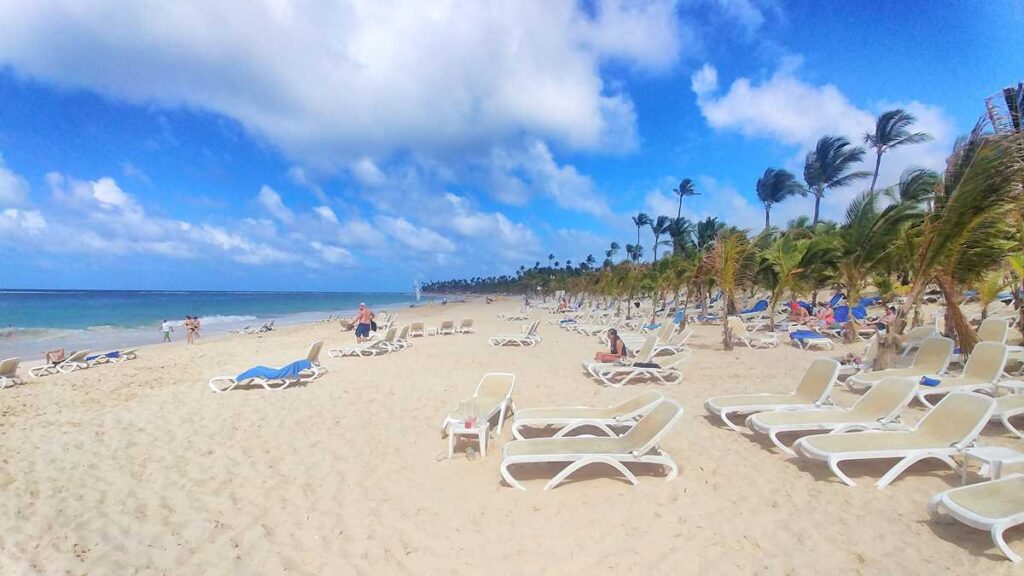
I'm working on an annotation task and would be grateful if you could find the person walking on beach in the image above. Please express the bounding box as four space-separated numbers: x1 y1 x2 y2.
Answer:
185 316 197 345
352 303 374 343
161 319 174 343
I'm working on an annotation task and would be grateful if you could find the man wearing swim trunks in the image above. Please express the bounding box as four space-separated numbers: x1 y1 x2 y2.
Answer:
353 303 374 343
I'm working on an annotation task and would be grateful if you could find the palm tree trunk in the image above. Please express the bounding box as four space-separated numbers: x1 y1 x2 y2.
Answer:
677 196 682 220
764 206 770 230
937 274 978 356
722 319 733 351
868 150 883 193
813 194 821 225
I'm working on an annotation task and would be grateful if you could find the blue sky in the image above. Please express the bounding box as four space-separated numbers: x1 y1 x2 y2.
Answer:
0 0 1019 291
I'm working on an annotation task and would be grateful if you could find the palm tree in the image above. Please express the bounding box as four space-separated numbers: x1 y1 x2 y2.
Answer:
864 109 932 192
649 215 672 262
695 217 724 251
884 123 1024 364
631 213 650 258
625 243 644 263
709 231 757 350
804 136 871 224
672 179 697 219
759 231 811 331
668 216 694 254
756 168 806 230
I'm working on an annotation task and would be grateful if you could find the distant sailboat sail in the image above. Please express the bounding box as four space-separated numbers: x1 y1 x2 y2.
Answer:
414 280 422 302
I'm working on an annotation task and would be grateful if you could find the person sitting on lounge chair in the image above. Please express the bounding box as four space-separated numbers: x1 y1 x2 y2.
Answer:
594 328 628 363
876 306 897 332
788 298 810 325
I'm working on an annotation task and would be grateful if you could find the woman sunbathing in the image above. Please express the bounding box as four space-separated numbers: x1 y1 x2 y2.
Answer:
594 328 628 363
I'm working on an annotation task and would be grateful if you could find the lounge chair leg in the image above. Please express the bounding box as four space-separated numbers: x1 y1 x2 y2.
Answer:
1002 415 1024 439
828 457 858 487
544 456 637 490
876 452 957 489
718 410 742 431
500 461 526 490
768 430 796 457
993 522 1023 563
496 402 507 434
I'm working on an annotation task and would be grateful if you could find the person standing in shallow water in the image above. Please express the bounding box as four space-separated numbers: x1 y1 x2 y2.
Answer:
161 319 174 343
352 303 374 343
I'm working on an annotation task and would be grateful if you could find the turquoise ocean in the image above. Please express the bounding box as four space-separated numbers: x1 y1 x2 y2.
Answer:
0 290 423 360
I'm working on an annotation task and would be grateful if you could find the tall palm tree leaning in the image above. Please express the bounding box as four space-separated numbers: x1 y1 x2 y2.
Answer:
672 178 697 219
756 168 806 230
864 109 932 192
804 135 872 224
650 215 672 262
631 212 650 260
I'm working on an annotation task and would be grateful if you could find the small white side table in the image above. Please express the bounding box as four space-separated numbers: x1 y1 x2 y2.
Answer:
961 446 1024 484
447 420 489 459
996 380 1024 394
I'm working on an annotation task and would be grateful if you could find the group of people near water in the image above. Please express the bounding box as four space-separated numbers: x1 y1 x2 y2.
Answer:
160 316 202 344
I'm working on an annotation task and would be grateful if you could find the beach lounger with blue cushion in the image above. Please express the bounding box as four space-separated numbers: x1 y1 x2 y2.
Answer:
208 341 324 392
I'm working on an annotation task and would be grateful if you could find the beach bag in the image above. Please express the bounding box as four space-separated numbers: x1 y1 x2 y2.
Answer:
634 362 661 369
370 320 378 331
45 348 65 364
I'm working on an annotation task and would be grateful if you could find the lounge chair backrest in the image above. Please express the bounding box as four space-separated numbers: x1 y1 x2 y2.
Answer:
620 400 683 455
411 322 424 330
0 357 19 376
848 378 917 420
963 342 1008 382
656 321 674 342
474 372 515 400
727 316 749 338
977 318 1009 344
658 350 690 369
460 319 472 328
612 391 664 416
306 341 324 363
793 358 840 403
912 337 954 373
66 350 90 363
861 336 879 365
441 320 454 329
382 326 398 342
904 325 937 341
398 325 410 339
916 392 996 446
627 335 655 363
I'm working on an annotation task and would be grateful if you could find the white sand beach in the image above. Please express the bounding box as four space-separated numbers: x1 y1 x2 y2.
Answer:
1 298 1021 575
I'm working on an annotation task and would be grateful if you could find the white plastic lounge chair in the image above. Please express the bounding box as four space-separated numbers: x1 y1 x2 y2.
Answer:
208 341 325 393
899 324 940 357
846 337 954 391
928 473 1024 563
916 342 1007 408
499 310 530 321
500 399 683 490
837 336 879 380
457 319 474 334
29 350 91 378
952 317 1009 364
511 391 665 440
438 320 456 335
489 321 541 347
787 325 833 350
394 325 411 350
704 358 840 431
329 327 399 357
0 357 22 389
793 392 995 488
587 350 689 388
87 349 138 366
228 325 251 334
728 316 779 349
441 372 516 435
992 394 1024 439
409 322 425 337
746 378 917 456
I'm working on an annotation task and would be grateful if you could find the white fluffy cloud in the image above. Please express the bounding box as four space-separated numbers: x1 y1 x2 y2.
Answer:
488 140 611 216
257 185 295 224
0 156 29 206
0 0 688 170
692 60 956 219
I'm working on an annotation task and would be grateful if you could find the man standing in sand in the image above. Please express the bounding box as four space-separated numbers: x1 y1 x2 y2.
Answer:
161 319 174 343
352 303 374 343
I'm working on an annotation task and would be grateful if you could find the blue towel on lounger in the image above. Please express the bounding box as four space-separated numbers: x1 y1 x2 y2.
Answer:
236 359 312 382
86 351 121 362
789 330 825 341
